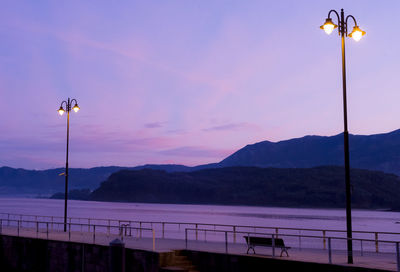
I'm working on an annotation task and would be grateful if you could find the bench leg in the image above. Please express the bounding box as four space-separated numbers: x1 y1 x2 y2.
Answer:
280 249 289 257
247 246 255 254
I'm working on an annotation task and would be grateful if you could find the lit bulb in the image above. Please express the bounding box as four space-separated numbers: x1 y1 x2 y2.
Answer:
349 26 366 42
73 104 80 113
320 18 337 35
58 107 65 116
352 31 362 41
323 24 335 35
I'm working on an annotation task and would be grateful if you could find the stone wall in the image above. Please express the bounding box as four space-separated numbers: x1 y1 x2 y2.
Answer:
182 250 390 272
0 234 390 272
0 234 162 272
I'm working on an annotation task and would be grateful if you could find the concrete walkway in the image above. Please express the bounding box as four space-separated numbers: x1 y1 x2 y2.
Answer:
1 225 397 271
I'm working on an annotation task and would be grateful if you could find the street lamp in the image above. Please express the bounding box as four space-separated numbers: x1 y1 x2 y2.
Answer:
58 98 80 232
320 9 365 264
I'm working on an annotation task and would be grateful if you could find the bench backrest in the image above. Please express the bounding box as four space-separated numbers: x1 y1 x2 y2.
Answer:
244 236 286 247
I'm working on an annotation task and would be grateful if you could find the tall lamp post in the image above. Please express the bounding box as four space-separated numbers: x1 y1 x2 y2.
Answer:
320 9 365 264
58 98 80 232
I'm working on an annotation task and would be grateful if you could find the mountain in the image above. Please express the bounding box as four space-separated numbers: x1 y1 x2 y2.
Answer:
218 129 400 175
89 166 400 210
50 188 91 200
4 129 400 196
0 166 127 196
0 164 197 196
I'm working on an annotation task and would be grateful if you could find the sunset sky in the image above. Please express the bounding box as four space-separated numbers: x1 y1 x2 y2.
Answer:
1 1 400 169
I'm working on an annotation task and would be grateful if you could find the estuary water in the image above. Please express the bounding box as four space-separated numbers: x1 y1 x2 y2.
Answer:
0 198 400 233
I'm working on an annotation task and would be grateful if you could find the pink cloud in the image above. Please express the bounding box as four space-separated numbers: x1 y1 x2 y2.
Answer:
159 146 233 159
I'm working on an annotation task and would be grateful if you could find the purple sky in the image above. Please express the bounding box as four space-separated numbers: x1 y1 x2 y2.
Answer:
1 1 400 169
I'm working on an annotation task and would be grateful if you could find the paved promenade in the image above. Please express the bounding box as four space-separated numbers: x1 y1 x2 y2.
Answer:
1 225 398 271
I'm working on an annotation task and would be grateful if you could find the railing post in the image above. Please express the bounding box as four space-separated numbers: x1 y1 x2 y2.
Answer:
17 220 20 236
375 232 379 253
162 223 165 239
185 229 188 249
275 228 279 238
272 234 275 257
46 222 49 240
328 237 332 264
93 225 96 244
225 231 228 253
152 229 155 251
196 224 198 241
361 240 363 256
7 214 10 226
69 223 71 241
140 222 142 238
88 219 90 232
323 230 326 249
36 222 39 238
396 242 400 272
0 219 2 234
233 226 236 243
119 226 123 241
299 230 302 250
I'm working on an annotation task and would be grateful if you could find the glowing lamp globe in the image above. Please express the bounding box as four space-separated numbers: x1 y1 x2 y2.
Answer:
73 104 80 113
348 26 366 42
58 107 65 116
320 18 337 35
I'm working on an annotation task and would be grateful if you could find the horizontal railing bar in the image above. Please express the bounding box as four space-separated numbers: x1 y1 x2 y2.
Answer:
2 212 400 237
0 218 153 231
185 228 400 245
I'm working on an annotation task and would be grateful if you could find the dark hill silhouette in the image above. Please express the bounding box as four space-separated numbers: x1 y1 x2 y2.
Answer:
3 129 400 196
218 129 400 175
89 166 400 210
0 166 124 196
0 164 201 196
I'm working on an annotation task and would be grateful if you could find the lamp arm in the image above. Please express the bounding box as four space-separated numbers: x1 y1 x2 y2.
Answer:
327 10 341 36
345 15 358 36
60 101 68 109
70 98 78 106
328 10 340 23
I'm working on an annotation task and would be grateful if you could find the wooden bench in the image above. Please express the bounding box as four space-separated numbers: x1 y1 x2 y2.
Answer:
244 236 290 257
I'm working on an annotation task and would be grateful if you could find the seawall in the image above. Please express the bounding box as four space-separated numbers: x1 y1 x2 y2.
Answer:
0 234 164 272
0 234 391 272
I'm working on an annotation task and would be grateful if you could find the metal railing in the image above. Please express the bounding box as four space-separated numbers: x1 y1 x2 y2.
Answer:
2 212 400 270
2 211 400 253
0 218 156 251
185 227 400 271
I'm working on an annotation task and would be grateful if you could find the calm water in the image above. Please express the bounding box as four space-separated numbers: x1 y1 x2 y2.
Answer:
1 198 400 233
